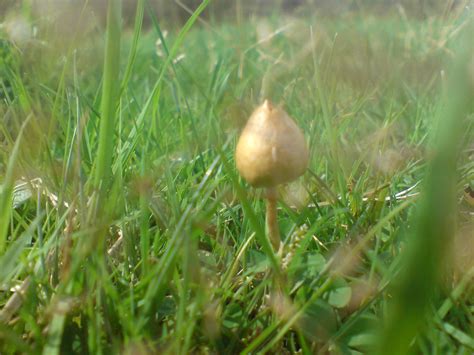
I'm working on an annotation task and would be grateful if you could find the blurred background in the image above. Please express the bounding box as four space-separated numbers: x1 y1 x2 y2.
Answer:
0 0 470 27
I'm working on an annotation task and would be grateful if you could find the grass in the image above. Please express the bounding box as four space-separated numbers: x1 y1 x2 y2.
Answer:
0 2 473 354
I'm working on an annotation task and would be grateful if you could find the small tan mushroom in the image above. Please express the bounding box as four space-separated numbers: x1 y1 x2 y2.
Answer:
236 99 309 250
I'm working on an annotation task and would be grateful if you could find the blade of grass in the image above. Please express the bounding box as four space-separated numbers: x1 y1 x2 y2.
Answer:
120 0 145 95
93 0 122 197
217 147 281 273
377 21 474 355
113 0 210 174
0 115 30 253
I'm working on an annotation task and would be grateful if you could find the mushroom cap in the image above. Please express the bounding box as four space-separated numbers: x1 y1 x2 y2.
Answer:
235 100 309 187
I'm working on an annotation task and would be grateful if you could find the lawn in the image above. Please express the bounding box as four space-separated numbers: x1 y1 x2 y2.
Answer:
0 1 473 353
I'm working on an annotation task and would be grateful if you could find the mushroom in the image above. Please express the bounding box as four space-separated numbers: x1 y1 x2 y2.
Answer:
235 100 309 251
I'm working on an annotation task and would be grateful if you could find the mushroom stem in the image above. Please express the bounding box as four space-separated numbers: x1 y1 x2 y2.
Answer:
265 187 280 251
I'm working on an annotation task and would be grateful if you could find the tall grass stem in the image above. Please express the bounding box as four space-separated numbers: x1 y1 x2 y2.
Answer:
93 0 122 198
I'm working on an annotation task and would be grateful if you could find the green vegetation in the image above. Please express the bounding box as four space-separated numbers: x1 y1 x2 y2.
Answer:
0 1 473 353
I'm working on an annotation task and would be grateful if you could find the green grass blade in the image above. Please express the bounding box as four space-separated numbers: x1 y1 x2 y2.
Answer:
377 20 474 355
0 117 30 253
113 0 211 174
120 0 145 95
93 0 122 195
